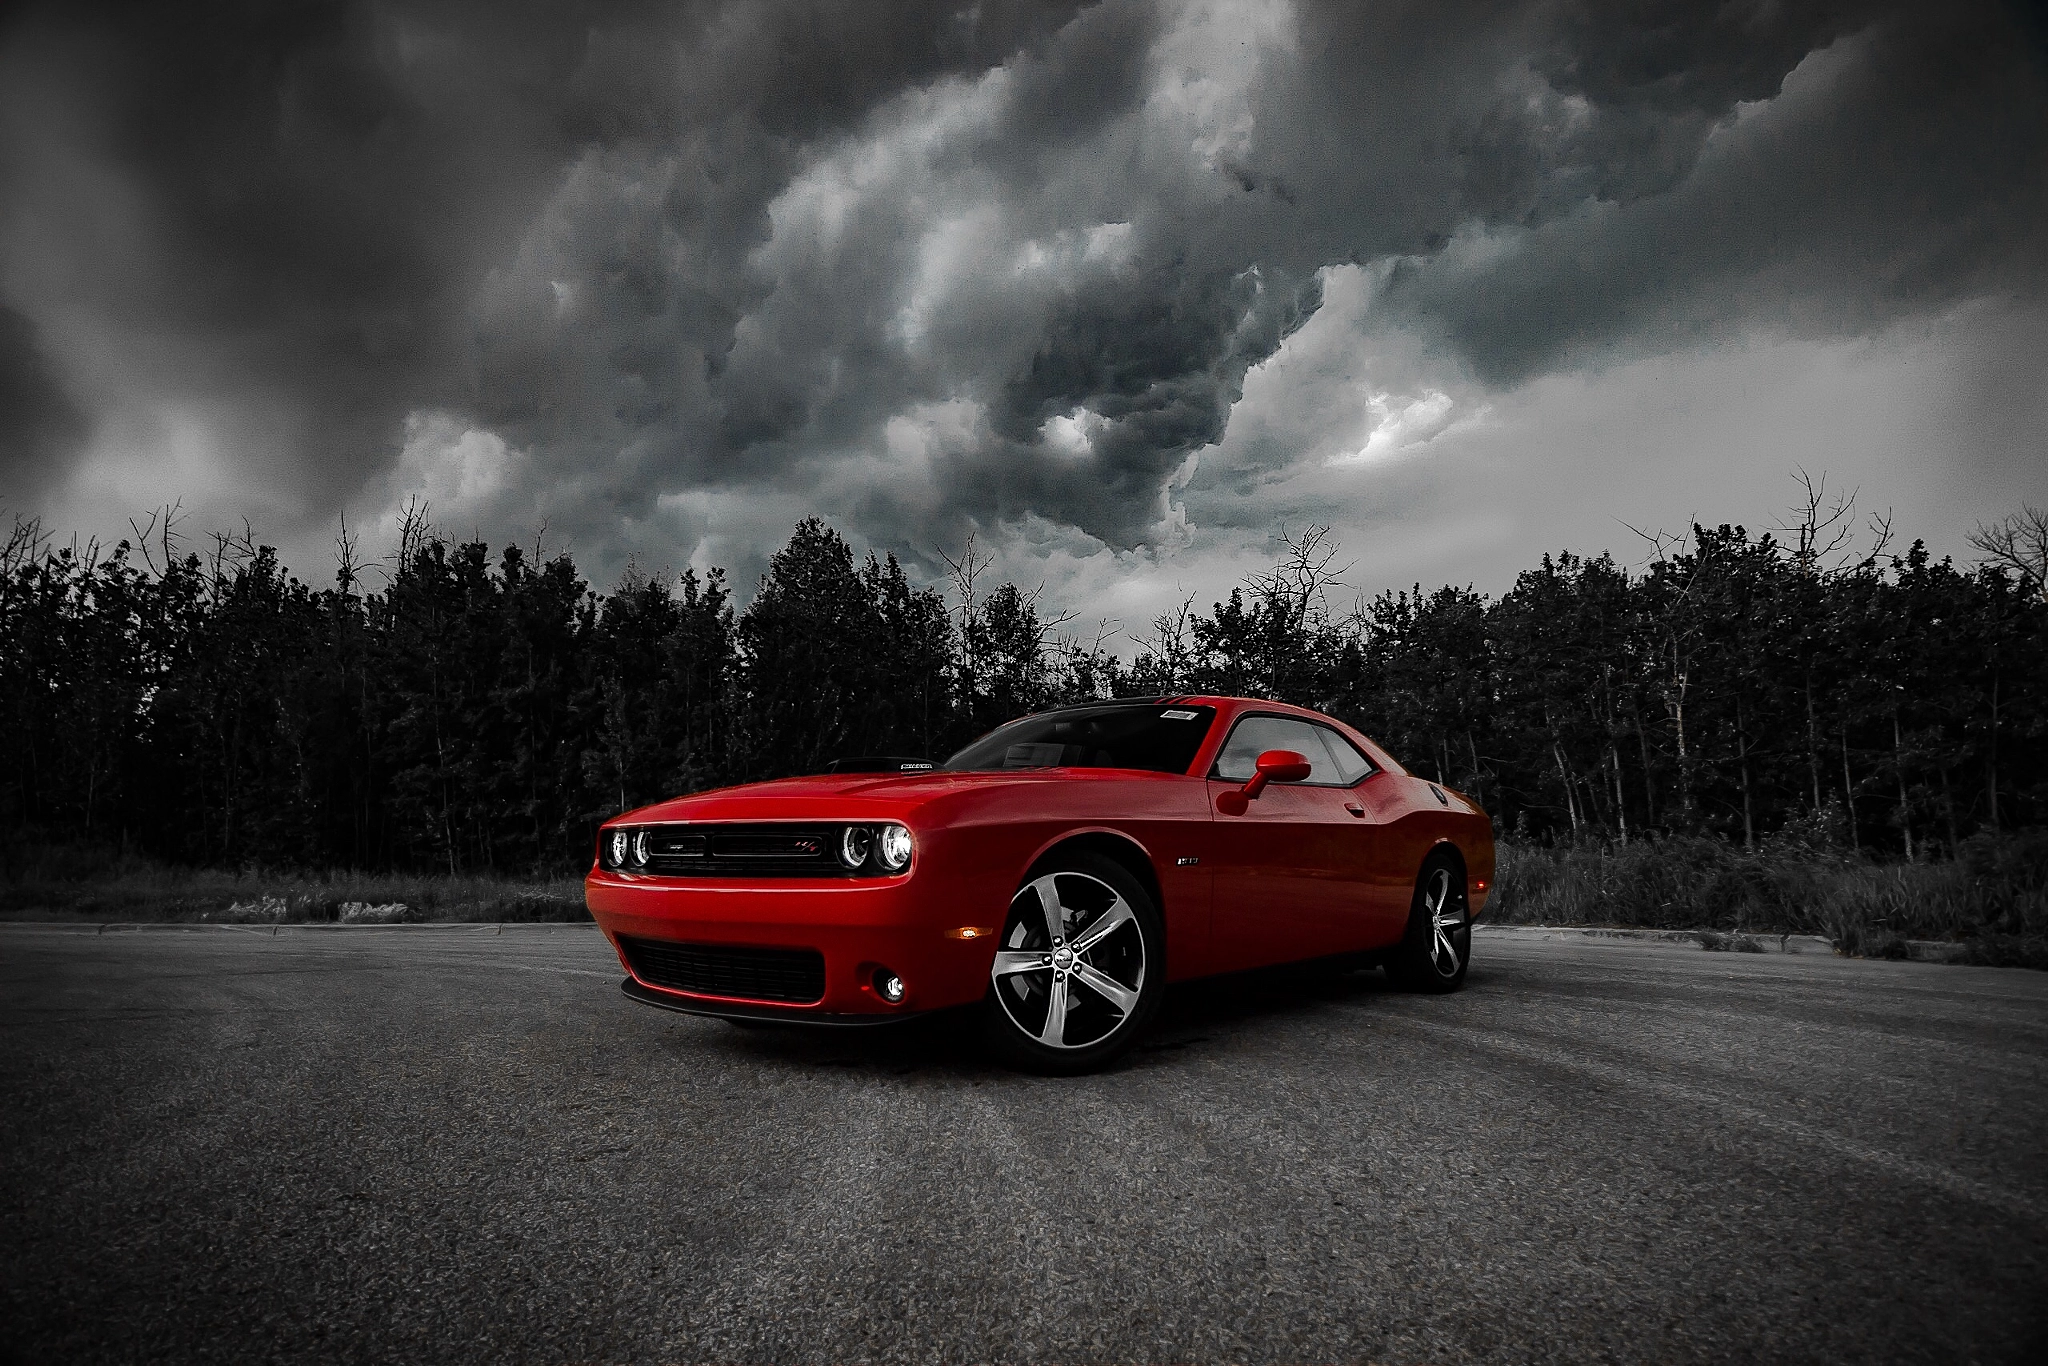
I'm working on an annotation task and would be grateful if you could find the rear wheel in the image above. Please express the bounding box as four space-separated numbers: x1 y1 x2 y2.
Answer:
980 851 1164 1074
1385 857 1470 992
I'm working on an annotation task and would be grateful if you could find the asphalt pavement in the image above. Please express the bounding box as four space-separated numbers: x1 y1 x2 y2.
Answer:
2 922 2044 1364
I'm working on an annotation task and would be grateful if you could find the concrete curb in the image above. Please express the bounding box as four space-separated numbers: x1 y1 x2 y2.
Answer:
0 921 601 936
1476 924 1975 964
1895 940 1970 964
1476 924 1838 955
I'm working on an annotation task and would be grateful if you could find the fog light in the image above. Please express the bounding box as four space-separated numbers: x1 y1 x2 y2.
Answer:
876 971 906 1003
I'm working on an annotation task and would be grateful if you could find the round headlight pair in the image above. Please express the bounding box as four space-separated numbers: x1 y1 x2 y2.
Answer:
603 828 651 870
838 823 912 873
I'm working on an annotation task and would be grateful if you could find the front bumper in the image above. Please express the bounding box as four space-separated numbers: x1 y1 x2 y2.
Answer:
586 868 997 1018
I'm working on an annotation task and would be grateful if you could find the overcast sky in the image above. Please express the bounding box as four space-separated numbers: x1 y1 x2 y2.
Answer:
3 0 2043 640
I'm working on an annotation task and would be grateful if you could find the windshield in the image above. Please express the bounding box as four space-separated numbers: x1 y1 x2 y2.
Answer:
942 703 1218 775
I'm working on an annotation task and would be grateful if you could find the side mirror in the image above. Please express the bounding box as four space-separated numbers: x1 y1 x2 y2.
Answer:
1216 749 1313 815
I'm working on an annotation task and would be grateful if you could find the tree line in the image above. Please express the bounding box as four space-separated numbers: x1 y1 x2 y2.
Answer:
3 491 2043 876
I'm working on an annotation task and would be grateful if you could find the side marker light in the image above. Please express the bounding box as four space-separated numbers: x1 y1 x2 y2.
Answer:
945 926 994 940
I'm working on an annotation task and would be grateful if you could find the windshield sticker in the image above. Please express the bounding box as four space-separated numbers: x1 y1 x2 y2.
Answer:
1160 708 1200 720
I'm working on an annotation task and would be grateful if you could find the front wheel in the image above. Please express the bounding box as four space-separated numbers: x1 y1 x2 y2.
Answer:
1385 857 1470 992
979 852 1165 1074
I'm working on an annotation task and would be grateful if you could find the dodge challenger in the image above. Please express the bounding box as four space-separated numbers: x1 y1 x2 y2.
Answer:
585 696 1494 1072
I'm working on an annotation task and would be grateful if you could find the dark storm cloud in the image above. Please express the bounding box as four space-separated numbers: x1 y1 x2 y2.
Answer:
0 0 2040 578
0 0 1091 527
1369 3 2048 389
0 305 85 500
3 0 592 508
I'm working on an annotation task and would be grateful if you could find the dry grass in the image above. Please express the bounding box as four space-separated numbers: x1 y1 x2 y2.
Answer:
10 832 2047 968
0 843 588 924
1491 829 2048 968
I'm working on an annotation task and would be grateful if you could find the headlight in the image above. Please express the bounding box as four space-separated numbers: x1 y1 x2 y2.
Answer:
630 829 651 868
604 829 630 869
876 823 913 872
839 825 873 869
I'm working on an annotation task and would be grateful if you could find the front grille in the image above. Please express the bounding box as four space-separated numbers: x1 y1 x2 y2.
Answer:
619 936 826 1004
636 824 850 877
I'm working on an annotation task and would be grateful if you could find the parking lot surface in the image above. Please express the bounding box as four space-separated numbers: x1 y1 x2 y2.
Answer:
2 923 2043 1363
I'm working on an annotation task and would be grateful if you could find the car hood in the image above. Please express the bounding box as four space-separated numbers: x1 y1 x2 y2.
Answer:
614 768 1140 825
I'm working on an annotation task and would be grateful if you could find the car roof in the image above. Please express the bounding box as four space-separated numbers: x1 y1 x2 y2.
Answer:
1034 694 1322 718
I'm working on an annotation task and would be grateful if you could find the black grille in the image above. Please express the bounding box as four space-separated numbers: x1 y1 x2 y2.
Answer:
619 936 826 1004
636 824 852 877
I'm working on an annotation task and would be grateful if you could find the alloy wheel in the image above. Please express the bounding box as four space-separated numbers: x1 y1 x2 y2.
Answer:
990 871 1147 1050
1423 865 1467 979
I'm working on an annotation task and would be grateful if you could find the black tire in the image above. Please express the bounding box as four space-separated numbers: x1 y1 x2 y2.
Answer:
1384 854 1471 993
979 850 1166 1074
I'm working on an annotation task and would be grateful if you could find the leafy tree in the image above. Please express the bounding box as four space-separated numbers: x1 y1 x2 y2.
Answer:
3 495 2044 877
737 518 887 778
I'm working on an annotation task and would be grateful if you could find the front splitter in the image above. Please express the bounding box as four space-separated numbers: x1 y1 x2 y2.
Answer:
619 976 929 1027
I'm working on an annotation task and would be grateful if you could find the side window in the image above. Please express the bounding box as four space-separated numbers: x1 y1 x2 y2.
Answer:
1209 716 1332 785
1314 726 1377 785
1212 715 1379 786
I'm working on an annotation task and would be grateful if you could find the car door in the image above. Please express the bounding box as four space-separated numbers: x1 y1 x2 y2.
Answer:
1204 714 1382 969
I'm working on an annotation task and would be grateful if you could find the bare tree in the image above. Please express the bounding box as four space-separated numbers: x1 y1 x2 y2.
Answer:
937 531 992 691
127 500 187 577
334 513 364 593
1050 617 1125 701
1142 591 1200 690
1 511 50 579
937 531 991 635
394 497 434 575
1776 468 1858 575
1618 517 1690 569
0 512 53 626
529 517 568 568
1018 580 1077 647
205 519 260 593
1970 504 2048 602
1618 519 1714 822
1246 522 1351 630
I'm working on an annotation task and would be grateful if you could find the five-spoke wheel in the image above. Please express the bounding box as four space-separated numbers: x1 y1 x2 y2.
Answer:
981 852 1163 1072
1385 857 1470 992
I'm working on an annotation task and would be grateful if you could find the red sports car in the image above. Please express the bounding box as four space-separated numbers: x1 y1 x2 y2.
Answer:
585 696 1494 1072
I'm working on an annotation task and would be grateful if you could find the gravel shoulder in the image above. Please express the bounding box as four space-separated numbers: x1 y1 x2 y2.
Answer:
3 924 2044 1363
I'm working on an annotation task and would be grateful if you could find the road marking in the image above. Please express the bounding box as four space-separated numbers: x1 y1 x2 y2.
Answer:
1388 1014 2048 1225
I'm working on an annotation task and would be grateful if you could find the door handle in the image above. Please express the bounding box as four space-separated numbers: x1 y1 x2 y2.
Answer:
1345 802 1365 818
